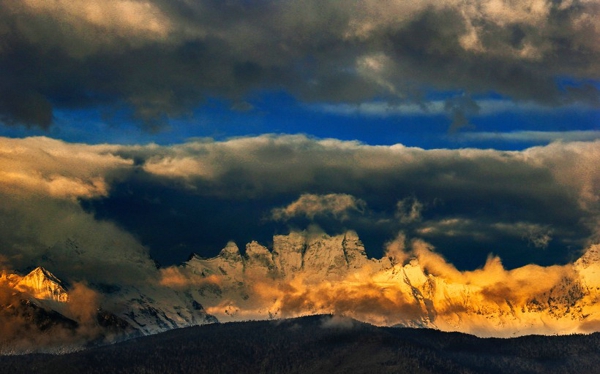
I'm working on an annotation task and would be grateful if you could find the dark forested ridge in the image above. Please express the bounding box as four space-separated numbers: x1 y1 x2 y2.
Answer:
2 315 600 374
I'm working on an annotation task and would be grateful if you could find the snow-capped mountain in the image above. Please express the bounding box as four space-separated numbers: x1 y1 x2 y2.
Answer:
0 266 217 343
101 283 218 335
180 231 600 337
15 267 69 303
6 231 600 347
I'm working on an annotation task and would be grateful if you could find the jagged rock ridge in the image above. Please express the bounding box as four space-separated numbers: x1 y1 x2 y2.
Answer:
182 231 600 337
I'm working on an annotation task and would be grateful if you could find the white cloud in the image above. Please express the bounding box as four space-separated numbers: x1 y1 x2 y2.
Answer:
492 222 553 249
1 0 599 127
415 218 490 240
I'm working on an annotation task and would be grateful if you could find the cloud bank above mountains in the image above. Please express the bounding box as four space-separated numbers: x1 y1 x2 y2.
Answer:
1 135 600 281
0 0 598 129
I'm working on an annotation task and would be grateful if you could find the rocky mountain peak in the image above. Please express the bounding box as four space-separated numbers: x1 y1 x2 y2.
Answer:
302 233 348 278
219 241 243 262
245 241 270 258
244 241 276 278
342 230 368 269
273 232 306 276
16 266 69 303
273 232 306 256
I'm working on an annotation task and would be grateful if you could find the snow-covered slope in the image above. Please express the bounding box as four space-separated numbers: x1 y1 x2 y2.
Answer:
2 266 217 339
103 283 218 335
180 231 600 337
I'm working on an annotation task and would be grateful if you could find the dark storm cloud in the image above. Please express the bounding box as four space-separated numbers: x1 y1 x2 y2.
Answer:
2 136 600 273
79 135 600 269
0 0 599 128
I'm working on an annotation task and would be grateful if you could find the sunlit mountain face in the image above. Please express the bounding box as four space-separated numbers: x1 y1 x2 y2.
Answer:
1 0 600 355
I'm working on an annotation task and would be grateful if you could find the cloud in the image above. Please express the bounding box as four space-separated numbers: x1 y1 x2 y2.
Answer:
396 197 424 224
271 193 367 221
525 141 600 235
456 130 600 143
523 225 553 249
0 0 598 128
320 315 356 329
311 99 589 131
383 232 410 266
3 135 600 273
0 137 130 200
80 135 600 268
0 137 158 285
9 0 172 43
159 266 221 288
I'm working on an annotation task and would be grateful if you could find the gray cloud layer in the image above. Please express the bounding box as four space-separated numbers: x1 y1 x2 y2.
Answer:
0 0 598 128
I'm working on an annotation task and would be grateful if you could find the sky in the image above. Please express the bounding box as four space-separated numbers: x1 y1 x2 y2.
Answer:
1 0 600 281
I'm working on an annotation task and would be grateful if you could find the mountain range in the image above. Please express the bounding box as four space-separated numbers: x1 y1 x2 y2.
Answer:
3 230 600 353
181 230 600 337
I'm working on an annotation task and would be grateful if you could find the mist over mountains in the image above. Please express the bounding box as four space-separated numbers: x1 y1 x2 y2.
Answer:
5 228 600 355
167 230 600 337
0 266 215 354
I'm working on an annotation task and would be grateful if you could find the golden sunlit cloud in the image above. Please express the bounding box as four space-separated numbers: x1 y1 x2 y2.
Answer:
271 193 367 221
0 137 130 200
172 230 600 337
7 0 172 45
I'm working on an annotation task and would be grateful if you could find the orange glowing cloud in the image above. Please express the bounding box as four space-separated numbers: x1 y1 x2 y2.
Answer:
163 231 600 337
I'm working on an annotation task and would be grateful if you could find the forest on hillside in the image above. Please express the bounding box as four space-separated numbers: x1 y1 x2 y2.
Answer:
2 315 600 374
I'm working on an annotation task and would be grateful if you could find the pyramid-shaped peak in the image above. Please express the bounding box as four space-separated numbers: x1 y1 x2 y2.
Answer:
25 267 63 284
17 266 68 303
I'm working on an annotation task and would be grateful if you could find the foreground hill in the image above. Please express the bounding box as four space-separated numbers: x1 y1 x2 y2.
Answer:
2 315 600 374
